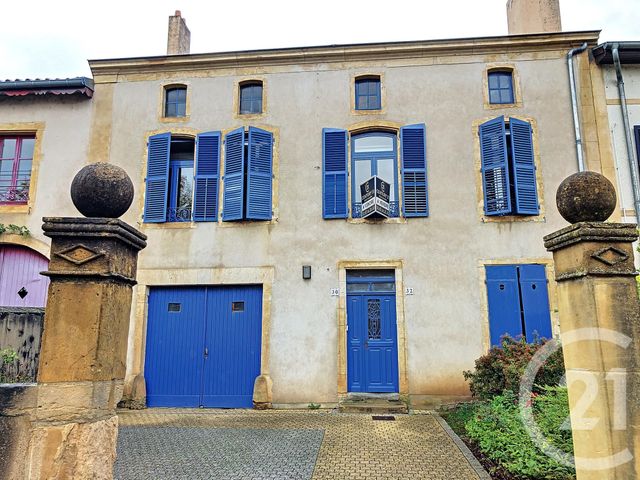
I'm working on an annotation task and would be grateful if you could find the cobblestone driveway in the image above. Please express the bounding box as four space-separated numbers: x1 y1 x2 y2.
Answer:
116 409 484 480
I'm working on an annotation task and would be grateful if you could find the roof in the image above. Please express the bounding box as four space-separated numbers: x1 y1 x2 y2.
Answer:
593 42 640 65
0 77 94 98
89 30 601 78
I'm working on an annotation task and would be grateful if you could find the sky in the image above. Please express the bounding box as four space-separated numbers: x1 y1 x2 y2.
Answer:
1 0 638 80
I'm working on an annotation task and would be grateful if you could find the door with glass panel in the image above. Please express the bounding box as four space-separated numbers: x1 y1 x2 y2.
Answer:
346 270 399 392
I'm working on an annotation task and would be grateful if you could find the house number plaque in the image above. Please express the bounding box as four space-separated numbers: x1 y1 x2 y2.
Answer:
405 287 414 295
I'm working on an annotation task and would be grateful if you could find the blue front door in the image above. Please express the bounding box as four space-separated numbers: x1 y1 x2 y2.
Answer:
347 271 399 392
145 285 262 408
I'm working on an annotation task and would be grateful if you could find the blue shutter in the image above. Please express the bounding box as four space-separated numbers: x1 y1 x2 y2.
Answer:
246 127 273 220
510 118 539 215
143 133 171 223
480 117 511 216
322 128 348 219
518 265 552 342
486 265 523 347
222 127 245 221
400 124 428 217
193 131 221 222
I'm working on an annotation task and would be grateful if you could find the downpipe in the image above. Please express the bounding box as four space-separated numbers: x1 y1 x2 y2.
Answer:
567 43 588 172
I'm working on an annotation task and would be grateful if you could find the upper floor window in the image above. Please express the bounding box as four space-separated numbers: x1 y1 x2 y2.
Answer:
355 76 381 110
144 132 220 223
222 127 273 221
164 86 187 117
479 116 539 216
0 136 34 204
351 132 398 217
143 127 274 224
488 71 514 105
239 81 263 115
322 124 427 220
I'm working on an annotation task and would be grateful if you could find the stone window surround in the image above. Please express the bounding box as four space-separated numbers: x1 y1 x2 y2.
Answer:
472 115 546 223
159 82 191 123
477 258 559 354
483 64 523 110
0 122 44 215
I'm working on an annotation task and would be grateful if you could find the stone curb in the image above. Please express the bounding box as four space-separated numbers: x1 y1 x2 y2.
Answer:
432 412 492 480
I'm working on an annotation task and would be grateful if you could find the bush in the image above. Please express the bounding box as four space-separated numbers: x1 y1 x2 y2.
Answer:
463 336 565 400
465 388 575 479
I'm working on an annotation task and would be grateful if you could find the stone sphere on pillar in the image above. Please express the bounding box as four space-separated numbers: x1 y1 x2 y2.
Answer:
70 163 134 218
556 171 617 223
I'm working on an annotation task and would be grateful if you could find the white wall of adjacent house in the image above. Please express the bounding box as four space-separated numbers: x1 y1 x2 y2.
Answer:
0 96 92 243
603 65 640 225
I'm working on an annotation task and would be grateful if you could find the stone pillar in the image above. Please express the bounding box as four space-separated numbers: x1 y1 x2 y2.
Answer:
544 172 639 479
0 163 145 479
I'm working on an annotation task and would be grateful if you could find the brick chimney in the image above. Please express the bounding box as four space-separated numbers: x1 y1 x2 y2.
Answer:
167 10 191 55
507 0 562 34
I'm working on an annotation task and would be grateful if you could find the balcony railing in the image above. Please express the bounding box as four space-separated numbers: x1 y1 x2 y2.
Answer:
352 201 400 219
168 207 192 222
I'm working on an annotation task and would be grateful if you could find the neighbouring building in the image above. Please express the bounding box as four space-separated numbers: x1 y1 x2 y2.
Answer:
0 78 94 308
0 5 623 409
0 78 94 380
593 42 640 226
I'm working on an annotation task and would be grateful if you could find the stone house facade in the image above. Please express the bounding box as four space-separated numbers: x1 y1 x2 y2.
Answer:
0 6 628 409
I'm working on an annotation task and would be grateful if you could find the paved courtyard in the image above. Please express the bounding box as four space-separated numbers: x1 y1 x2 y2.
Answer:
115 409 486 480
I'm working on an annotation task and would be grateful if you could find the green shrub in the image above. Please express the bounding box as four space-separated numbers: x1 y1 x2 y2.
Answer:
0 347 32 383
465 388 575 479
440 402 481 437
463 336 565 400
0 347 19 383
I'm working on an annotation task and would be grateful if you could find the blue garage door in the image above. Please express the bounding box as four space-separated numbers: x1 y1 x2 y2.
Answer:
145 285 262 408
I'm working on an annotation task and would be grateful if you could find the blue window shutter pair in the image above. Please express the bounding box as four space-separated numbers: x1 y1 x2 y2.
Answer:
479 116 538 216
400 124 428 217
222 126 273 221
485 264 552 347
143 132 221 223
322 124 428 219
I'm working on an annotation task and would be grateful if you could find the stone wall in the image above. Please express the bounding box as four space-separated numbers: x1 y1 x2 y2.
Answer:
0 307 44 382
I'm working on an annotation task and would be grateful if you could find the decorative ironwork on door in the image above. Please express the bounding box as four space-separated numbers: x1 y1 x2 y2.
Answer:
367 299 381 339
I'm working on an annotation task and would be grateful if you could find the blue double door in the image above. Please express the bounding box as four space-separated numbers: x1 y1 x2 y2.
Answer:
347 271 399 393
145 285 262 408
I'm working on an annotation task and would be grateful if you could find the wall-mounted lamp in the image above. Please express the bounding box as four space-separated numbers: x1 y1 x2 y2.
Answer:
302 265 312 280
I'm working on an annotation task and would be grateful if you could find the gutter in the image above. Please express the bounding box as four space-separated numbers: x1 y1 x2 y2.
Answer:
611 43 640 220
567 43 588 172
0 77 94 92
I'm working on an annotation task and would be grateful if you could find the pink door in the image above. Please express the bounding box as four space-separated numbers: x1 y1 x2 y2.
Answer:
0 245 49 307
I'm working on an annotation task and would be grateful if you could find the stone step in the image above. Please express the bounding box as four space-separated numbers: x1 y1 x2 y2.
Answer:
338 398 408 414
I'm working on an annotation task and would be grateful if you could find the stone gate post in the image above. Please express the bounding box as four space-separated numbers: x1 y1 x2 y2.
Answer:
0 163 146 479
544 171 639 479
